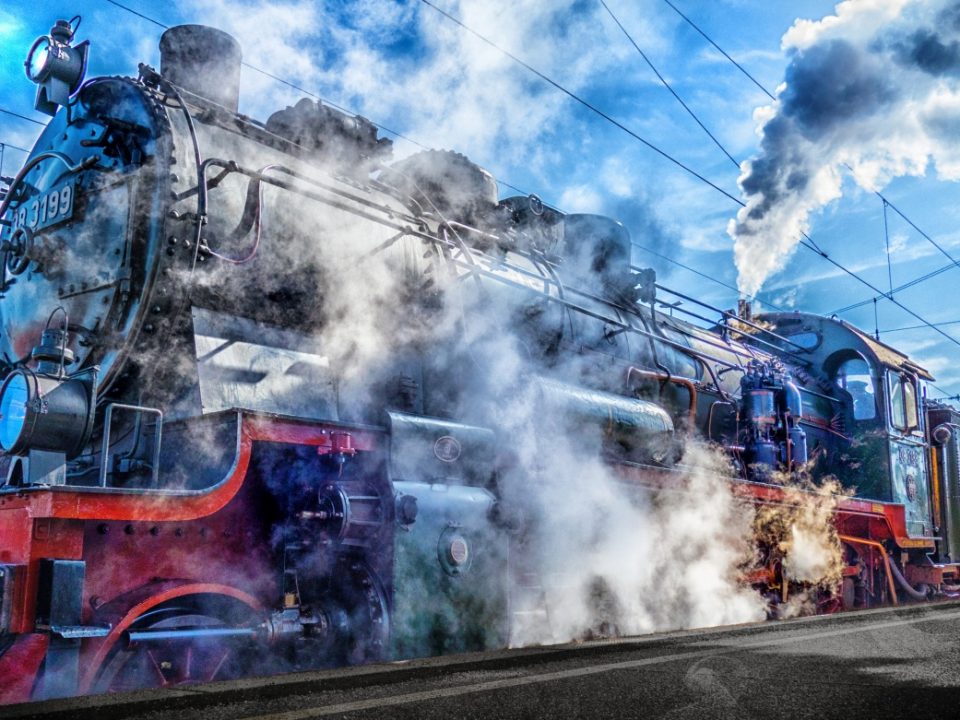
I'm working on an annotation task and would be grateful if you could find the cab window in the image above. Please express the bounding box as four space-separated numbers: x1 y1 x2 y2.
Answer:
834 357 876 420
889 373 919 430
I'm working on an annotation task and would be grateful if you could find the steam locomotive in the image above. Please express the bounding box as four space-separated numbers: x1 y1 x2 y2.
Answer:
1 20 959 702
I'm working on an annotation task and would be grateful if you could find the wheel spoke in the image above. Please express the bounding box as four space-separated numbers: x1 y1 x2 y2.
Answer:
208 649 231 682
185 646 193 681
146 649 169 687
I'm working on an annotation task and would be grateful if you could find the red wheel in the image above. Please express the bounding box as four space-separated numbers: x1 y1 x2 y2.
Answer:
91 596 260 693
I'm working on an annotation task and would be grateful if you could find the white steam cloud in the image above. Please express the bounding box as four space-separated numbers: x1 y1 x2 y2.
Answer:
147 0 836 648
730 0 960 297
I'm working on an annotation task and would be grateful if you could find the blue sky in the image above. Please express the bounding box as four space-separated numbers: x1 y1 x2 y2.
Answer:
3 0 960 398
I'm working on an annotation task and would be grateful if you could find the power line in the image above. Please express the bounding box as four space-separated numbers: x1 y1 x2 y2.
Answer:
880 320 960 334
419 0 743 207
0 107 46 126
95 0 960 349
0 141 30 154
660 0 775 101
831 260 957 315
598 0 739 169
648 2 960 348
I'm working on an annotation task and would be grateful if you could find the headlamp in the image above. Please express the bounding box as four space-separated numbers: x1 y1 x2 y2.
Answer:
24 18 89 116
0 328 95 459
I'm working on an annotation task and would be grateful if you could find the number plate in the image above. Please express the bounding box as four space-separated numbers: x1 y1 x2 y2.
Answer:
9 180 75 232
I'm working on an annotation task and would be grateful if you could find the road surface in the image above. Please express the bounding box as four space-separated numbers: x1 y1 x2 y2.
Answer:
4 601 960 720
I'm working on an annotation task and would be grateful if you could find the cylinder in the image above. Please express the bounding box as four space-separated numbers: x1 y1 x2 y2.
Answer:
789 425 808 466
746 389 776 428
159 25 242 113
535 377 675 464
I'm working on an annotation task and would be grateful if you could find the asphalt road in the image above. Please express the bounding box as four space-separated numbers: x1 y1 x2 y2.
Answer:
5 601 960 720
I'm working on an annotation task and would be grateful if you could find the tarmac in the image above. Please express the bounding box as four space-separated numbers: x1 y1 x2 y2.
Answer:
3 600 960 720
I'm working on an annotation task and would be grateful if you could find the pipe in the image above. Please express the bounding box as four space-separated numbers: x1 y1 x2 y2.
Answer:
838 535 898 606
125 627 258 645
886 556 929 601
627 367 697 430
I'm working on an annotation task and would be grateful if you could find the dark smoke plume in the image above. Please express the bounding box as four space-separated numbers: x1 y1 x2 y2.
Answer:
730 0 960 297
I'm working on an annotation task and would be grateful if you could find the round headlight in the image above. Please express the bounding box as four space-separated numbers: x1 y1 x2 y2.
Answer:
0 369 94 458
0 372 30 452
25 36 52 82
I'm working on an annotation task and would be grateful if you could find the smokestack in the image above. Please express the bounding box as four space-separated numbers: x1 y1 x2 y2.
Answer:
738 298 753 323
159 25 242 113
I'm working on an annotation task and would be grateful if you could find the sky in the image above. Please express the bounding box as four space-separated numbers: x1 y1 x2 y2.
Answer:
2 0 960 399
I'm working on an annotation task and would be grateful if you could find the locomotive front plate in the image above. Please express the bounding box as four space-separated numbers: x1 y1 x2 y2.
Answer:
6 178 75 233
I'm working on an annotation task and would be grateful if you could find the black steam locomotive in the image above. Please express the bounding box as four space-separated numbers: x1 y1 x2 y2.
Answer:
0 20 957 701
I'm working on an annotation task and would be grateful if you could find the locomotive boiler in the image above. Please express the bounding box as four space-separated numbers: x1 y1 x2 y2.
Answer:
1 19 958 702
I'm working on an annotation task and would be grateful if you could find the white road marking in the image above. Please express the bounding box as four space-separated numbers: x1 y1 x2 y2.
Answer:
244 610 960 719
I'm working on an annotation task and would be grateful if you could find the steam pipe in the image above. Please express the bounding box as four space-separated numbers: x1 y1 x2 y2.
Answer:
627 367 697 430
837 535 898 606
125 627 258 644
885 556 929 601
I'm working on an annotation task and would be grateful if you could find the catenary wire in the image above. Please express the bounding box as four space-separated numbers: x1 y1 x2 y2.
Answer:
419 0 744 206
599 0 739 169
660 0 775 101
0 141 31 154
0 107 46 126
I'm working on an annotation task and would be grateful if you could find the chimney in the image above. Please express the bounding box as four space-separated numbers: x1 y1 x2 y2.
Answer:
159 25 242 113
737 298 753 323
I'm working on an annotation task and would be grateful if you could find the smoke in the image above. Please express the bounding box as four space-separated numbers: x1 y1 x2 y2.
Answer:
753 476 844 617
157 0 795 649
508 433 765 644
729 0 960 297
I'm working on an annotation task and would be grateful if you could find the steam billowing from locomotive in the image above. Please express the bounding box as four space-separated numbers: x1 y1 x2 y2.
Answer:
730 0 960 297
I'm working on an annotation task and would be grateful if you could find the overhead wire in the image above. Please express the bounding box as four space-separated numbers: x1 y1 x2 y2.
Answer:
881 320 960 334
598 0 739 169
0 141 31 154
418 0 743 206
0 107 46 126
659 0 775 101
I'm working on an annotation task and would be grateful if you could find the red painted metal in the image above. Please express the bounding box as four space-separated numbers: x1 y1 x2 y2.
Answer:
0 634 47 704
